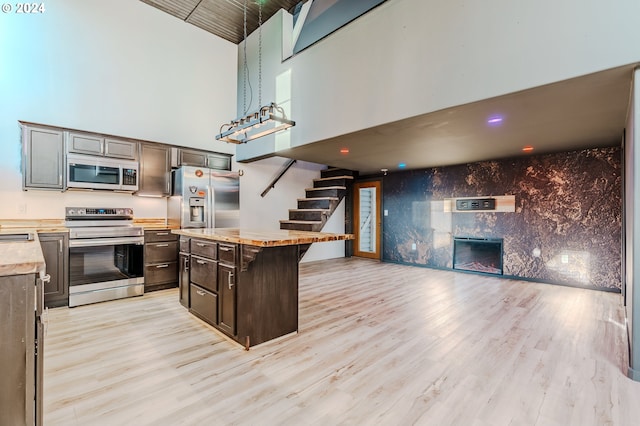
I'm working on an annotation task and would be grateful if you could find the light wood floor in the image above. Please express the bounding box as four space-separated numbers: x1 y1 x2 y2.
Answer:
44 258 640 425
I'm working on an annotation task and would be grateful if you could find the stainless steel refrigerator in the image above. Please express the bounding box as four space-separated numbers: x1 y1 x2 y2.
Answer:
169 166 240 229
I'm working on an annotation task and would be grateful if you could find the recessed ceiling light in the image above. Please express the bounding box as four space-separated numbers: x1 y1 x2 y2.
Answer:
522 146 534 152
340 148 349 154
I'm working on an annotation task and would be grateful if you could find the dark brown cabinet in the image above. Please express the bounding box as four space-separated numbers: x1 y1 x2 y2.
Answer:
173 148 232 170
39 232 69 308
138 143 171 196
217 262 236 336
179 237 190 307
144 230 178 292
181 236 298 348
188 238 219 324
21 123 65 190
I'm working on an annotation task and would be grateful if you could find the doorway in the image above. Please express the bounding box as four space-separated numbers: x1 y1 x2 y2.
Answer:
354 180 382 259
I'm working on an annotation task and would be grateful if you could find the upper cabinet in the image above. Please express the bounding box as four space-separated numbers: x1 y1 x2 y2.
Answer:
67 131 138 160
174 148 232 170
21 123 65 190
137 143 171 196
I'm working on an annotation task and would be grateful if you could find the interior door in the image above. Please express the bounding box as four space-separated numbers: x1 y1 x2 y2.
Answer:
354 180 382 259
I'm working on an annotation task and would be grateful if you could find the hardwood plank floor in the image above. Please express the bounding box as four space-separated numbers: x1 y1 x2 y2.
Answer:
44 258 640 425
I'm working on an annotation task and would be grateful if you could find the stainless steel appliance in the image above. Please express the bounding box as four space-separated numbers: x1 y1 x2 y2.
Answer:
66 207 144 307
67 153 139 191
168 166 240 229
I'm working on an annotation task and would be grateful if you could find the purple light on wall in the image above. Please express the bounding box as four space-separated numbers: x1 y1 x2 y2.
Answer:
487 116 503 126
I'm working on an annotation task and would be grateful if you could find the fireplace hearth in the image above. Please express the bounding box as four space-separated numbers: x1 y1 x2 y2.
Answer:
453 237 503 275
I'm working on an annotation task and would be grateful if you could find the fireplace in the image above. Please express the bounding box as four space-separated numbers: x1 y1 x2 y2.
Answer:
453 237 503 275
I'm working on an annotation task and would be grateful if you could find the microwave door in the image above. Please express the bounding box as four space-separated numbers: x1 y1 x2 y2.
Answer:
68 163 121 190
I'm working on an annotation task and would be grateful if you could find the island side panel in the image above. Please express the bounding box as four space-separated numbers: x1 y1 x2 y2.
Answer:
236 245 299 346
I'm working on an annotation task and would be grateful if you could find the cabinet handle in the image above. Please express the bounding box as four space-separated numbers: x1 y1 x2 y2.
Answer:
220 246 232 252
228 272 234 290
156 232 169 236
196 289 205 296
156 264 169 268
58 239 63 253
196 259 206 265
167 180 170 193
184 257 189 271
196 243 206 247
58 174 62 185
41 274 51 283
156 243 169 247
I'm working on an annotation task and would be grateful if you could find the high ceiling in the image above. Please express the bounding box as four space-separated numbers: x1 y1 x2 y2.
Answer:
139 0 300 44
139 1 636 176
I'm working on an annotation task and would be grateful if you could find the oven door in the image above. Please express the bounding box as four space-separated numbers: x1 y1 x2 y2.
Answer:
68 236 144 307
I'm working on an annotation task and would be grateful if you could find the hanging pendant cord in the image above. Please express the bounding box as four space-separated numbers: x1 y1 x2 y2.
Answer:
258 0 262 108
242 0 254 115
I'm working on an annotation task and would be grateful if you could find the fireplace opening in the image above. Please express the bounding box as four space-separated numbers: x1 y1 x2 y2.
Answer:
453 237 503 275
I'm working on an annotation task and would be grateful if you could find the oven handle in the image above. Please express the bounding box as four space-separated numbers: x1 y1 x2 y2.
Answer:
69 236 144 247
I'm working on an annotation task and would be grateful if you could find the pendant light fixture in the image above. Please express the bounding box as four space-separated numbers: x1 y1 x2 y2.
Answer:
216 0 295 144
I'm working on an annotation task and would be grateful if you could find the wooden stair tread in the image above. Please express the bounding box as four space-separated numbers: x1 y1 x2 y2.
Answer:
306 186 346 191
297 197 339 201
279 219 323 224
314 175 355 181
289 208 331 212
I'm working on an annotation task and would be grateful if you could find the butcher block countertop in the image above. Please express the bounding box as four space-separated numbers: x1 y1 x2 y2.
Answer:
0 230 46 277
172 228 354 247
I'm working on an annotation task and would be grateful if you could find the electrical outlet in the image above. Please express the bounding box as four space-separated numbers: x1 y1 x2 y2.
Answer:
18 203 26 214
384 209 388 216
411 243 417 250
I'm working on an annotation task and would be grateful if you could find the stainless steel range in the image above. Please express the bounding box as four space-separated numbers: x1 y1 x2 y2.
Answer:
66 207 144 307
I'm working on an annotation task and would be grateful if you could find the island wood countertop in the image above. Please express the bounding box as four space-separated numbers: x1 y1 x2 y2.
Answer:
0 230 46 277
172 228 354 247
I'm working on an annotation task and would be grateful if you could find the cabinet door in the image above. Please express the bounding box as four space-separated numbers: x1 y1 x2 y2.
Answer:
218 264 236 335
206 153 232 170
105 138 137 159
179 253 190 308
138 143 171 196
22 125 64 190
38 233 69 308
67 132 104 155
178 149 208 167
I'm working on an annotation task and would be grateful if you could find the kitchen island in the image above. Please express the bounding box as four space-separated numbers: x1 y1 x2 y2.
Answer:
172 228 353 348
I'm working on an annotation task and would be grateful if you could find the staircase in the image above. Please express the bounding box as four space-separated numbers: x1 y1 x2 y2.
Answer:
280 168 356 232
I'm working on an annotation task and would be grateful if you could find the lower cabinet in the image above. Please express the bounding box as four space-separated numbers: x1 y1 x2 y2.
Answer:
189 284 217 324
183 238 298 348
217 262 236 336
144 230 178 292
38 232 69 308
179 249 190 308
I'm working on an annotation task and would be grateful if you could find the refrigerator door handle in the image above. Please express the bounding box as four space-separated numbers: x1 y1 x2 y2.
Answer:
207 184 214 228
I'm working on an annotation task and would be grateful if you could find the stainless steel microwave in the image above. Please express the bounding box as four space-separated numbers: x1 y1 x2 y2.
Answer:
67 153 139 191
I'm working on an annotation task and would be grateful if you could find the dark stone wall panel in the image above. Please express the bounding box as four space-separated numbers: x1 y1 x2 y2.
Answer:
382 147 622 290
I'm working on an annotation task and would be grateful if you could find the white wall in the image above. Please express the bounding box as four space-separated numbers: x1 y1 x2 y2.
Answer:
0 0 237 219
236 0 640 161
237 157 346 262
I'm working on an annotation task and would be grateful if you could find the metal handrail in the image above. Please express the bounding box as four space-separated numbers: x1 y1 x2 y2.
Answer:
261 159 297 197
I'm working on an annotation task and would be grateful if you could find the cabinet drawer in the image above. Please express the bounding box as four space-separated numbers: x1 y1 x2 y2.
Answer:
191 255 217 292
145 241 178 263
144 261 178 285
218 243 237 265
191 239 217 259
145 230 178 243
179 237 190 253
190 284 217 325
